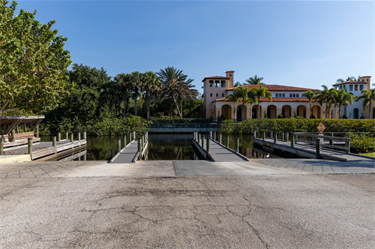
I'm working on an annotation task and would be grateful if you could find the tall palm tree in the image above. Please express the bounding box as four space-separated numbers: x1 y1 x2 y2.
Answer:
157 67 197 118
335 88 355 118
234 81 242 87
115 73 132 118
233 87 250 121
102 82 119 119
226 93 240 121
356 89 375 119
252 84 272 119
142 71 161 121
130 71 143 116
302 90 316 118
245 75 264 85
315 85 337 119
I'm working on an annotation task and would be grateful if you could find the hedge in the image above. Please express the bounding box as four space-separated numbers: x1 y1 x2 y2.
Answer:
219 118 375 135
151 117 211 124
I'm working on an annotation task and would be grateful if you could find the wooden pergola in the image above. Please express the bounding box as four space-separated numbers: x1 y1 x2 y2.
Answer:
0 116 44 139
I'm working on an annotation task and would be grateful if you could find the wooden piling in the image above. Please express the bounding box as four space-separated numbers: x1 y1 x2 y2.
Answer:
219 133 222 144
78 132 81 141
36 125 39 138
281 131 285 141
0 138 3 155
70 133 74 143
52 136 56 148
274 134 277 144
235 137 239 153
83 132 87 140
316 138 321 159
262 132 265 141
291 135 295 148
123 134 127 147
11 129 15 142
286 132 289 142
329 133 333 146
138 137 142 161
66 132 69 140
117 137 121 153
210 131 212 139
57 133 61 142
226 135 229 147
28 138 33 154
270 130 273 139
206 137 210 152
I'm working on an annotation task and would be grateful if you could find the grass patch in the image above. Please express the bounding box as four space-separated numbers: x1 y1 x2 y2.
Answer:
359 152 375 157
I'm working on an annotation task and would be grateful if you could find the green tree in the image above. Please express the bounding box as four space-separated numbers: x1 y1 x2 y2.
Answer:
356 89 375 119
315 85 337 119
302 90 316 118
157 67 197 118
68 64 110 89
142 71 161 121
115 73 132 117
336 76 358 83
0 0 73 115
233 87 257 121
252 84 272 119
335 89 355 118
227 93 240 120
130 71 143 116
245 75 264 85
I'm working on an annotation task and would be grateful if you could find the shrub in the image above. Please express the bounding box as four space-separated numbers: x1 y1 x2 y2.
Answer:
277 114 283 118
360 116 365 119
341 115 348 119
309 114 316 119
151 117 211 124
220 119 236 134
349 133 375 153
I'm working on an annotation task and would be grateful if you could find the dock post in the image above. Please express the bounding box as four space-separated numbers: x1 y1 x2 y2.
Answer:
291 135 295 148
83 132 87 140
146 132 148 141
345 137 350 154
213 132 216 141
253 130 256 138
57 133 61 142
226 135 229 147
210 131 212 139
138 137 142 161
36 125 39 138
316 138 321 159
274 133 277 144
206 137 210 152
219 133 222 144
281 131 285 141
198 133 200 144
78 132 81 142
117 137 121 153
270 130 273 139
52 136 56 148
11 129 15 142
295 134 298 144
83 154 87 161
262 132 265 141
123 134 127 147
0 138 3 155
28 138 33 154
329 133 333 146
201 135 204 148
133 131 136 140
66 132 69 140
286 132 289 142
235 137 239 153
70 133 74 143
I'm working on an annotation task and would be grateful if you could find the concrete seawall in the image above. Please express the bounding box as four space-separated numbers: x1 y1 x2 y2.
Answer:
148 123 219 133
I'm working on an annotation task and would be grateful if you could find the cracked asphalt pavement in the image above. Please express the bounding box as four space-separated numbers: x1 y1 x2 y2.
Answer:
0 161 374 248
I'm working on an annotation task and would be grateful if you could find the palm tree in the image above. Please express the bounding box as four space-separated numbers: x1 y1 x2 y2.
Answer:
115 73 132 117
234 81 242 87
142 71 161 122
252 84 272 119
356 89 375 119
157 67 197 118
226 93 240 121
130 71 143 116
245 75 264 85
302 90 316 118
336 76 358 83
315 85 337 119
233 87 250 121
102 82 119 119
335 89 355 118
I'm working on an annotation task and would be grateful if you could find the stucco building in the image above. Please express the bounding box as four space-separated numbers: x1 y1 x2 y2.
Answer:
203 71 373 121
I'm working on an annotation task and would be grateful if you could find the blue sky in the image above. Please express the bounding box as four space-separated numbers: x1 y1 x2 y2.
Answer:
17 1 374 93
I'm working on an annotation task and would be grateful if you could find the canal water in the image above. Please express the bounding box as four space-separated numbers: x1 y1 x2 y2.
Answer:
41 133 284 161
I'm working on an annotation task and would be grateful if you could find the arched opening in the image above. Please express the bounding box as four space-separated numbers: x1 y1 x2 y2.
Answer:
296 105 306 118
353 108 359 119
221 105 232 119
252 105 262 119
312 105 321 119
281 105 292 118
267 105 277 119
237 105 247 121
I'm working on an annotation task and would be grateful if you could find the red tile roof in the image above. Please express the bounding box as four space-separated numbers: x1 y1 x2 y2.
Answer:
226 84 318 91
202 76 230 82
332 81 367 86
213 97 315 103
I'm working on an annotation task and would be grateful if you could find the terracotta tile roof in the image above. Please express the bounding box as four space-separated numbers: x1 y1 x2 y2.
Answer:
213 97 315 103
202 76 230 82
332 81 367 86
226 84 318 91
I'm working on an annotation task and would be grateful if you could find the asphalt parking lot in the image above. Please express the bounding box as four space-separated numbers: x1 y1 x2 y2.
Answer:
0 160 374 248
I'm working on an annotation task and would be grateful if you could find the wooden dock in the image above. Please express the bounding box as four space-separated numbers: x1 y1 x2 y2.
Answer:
193 138 248 162
254 138 374 162
3 139 87 161
110 139 148 163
